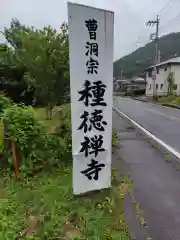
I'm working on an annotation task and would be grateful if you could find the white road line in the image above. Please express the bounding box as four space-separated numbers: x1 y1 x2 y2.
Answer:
146 108 180 122
113 105 180 161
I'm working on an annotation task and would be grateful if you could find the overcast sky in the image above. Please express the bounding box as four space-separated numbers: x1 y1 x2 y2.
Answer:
1 0 180 59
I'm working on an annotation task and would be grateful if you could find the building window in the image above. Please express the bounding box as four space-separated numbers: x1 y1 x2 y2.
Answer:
173 84 177 90
156 84 158 90
165 66 167 71
157 67 159 74
149 84 151 90
160 84 163 89
148 71 152 77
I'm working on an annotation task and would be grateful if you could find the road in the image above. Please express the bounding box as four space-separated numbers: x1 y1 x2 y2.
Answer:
114 97 180 154
113 98 180 239
113 109 180 240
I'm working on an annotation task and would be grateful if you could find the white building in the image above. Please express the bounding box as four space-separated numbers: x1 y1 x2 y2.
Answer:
146 57 180 96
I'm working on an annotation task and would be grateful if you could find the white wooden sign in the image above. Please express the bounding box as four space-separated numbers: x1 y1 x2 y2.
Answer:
68 2 114 195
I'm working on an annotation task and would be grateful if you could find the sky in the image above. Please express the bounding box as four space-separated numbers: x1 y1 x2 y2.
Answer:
1 0 180 60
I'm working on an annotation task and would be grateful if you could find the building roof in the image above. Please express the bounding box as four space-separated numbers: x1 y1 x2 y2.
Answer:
116 79 130 83
147 57 180 70
134 77 145 82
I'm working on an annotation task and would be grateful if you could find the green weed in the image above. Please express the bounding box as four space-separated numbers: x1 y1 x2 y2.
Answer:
0 166 130 239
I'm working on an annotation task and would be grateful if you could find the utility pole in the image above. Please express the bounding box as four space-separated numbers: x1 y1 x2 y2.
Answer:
120 69 123 80
158 49 161 64
147 15 160 100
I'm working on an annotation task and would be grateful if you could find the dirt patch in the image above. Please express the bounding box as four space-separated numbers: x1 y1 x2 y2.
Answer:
61 221 83 239
20 215 42 238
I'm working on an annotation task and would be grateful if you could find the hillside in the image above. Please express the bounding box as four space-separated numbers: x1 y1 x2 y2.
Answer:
114 32 180 79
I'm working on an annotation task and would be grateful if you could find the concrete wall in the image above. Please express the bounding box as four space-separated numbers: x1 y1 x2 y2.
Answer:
171 65 180 95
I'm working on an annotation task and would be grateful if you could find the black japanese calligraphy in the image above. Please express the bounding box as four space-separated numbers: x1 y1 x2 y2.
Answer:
80 135 105 157
85 19 98 40
78 80 92 107
77 17 107 182
78 111 90 133
86 57 99 74
91 109 107 131
80 136 90 157
78 109 107 133
81 159 105 180
91 81 107 107
86 42 98 57
78 80 107 107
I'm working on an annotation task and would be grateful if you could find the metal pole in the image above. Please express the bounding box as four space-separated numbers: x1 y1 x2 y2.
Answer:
153 15 160 100
120 69 123 80
146 15 160 100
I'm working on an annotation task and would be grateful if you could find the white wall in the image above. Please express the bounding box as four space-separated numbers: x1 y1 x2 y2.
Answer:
171 65 180 95
146 72 153 96
145 64 180 96
155 66 170 96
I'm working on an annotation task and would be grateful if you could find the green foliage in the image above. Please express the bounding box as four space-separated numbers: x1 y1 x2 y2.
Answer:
157 95 180 105
114 32 180 79
56 104 72 152
156 95 176 103
0 93 12 116
16 23 69 108
4 18 31 50
2 105 66 170
172 96 180 104
0 42 33 106
112 129 118 147
0 166 130 239
1 19 69 107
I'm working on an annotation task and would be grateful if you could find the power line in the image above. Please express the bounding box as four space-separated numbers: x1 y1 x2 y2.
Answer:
134 0 175 45
122 0 177 57
160 12 180 34
158 0 174 15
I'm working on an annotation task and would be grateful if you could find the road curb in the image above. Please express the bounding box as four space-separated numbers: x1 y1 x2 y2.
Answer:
133 97 180 110
133 97 148 103
161 103 180 110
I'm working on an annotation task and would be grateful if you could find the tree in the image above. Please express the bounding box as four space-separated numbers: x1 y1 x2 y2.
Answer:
4 18 31 50
14 23 69 119
2 19 69 113
114 32 180 79
0 44 33 105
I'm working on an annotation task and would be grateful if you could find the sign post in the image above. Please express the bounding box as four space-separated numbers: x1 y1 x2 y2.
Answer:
68 2 114 195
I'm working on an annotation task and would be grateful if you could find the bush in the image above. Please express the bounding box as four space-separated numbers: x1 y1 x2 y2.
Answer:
0 93 12 117
3 105 66 171
56 104 72 151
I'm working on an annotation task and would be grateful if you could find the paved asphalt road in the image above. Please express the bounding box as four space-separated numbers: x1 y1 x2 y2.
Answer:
113 110 180 240
114 97 180 154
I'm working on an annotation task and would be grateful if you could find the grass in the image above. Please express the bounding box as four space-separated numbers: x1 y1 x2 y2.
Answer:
0 119 4 152
112 129 119 147
156 95 180 104
0 166 130 239
0 105 130 239
34 107 60 132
